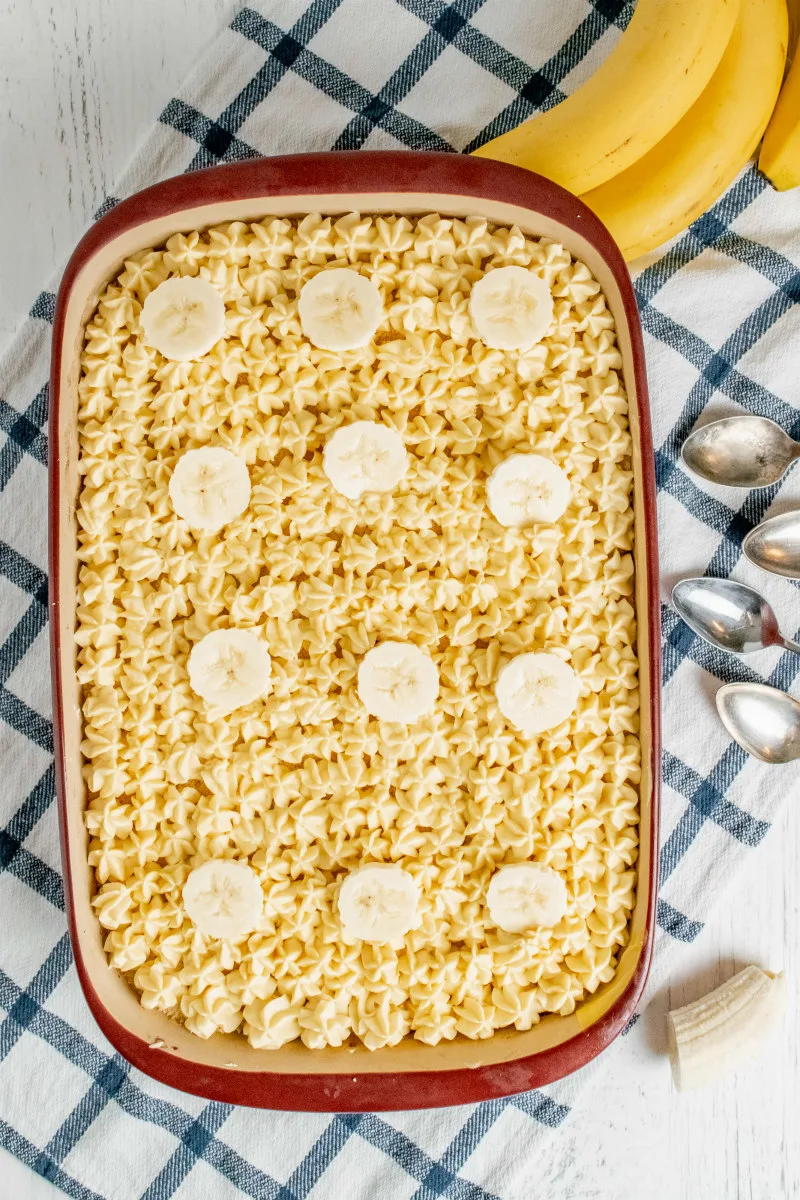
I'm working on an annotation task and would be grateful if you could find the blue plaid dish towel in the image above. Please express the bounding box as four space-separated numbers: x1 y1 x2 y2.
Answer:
2 1 800 1197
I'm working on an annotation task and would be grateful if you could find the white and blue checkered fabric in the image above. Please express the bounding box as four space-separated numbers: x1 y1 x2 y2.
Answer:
2 1 800 1196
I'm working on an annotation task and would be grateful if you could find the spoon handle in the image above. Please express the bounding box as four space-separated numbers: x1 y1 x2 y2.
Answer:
779 636 800 655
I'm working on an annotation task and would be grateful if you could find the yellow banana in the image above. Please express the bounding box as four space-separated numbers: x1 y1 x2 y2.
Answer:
471 0 739 195
788 0 800 58
580 0 787 262
759 21 800 189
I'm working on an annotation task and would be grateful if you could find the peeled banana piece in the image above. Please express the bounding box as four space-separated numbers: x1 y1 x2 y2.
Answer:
472 0 740 195
668 965 786 1091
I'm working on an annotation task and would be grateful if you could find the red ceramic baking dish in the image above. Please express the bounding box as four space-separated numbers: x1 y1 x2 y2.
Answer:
50 151 660 1111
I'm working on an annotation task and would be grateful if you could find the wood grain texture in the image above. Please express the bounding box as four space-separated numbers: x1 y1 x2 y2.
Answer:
0 1 798 1197
0 0 232 350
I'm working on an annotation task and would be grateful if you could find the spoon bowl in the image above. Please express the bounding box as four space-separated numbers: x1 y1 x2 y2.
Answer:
743 510 800 579
681 415 800 489
671 576 798 655
716 682 800 764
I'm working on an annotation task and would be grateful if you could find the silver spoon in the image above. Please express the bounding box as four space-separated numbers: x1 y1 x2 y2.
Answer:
671 576 800 655
743 510 800 579
681 415 800 488
717 682 800 763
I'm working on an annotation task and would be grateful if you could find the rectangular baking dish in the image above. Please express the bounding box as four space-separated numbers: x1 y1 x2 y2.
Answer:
50 151 660 1111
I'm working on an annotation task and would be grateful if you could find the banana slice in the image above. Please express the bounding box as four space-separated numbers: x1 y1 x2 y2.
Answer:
495 651 579 734
140 275 226 360
188 628 271 712
338 863 420 942
323 420 408 501
357 641 439 723
183 859 263 940
169 447 251 531
668 966 787 1091
298 267 383 350
486 453 570 528
469 266 554 351
487 862 568 932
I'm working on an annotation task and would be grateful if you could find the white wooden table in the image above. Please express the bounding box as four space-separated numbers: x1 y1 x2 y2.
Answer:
1 2 798 1197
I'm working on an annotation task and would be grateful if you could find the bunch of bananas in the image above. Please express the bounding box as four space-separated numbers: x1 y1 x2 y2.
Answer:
472 0 800 261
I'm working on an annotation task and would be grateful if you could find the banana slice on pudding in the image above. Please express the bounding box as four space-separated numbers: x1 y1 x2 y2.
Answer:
495 651 578 734
183 859 263 940
338 863 420 942
298 267 383 350
169 447 250 531
469 266 554 351
140 275 226 360
187 629 271 712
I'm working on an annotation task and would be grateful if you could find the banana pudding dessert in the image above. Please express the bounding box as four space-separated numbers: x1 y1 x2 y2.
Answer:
76 212 640 1051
